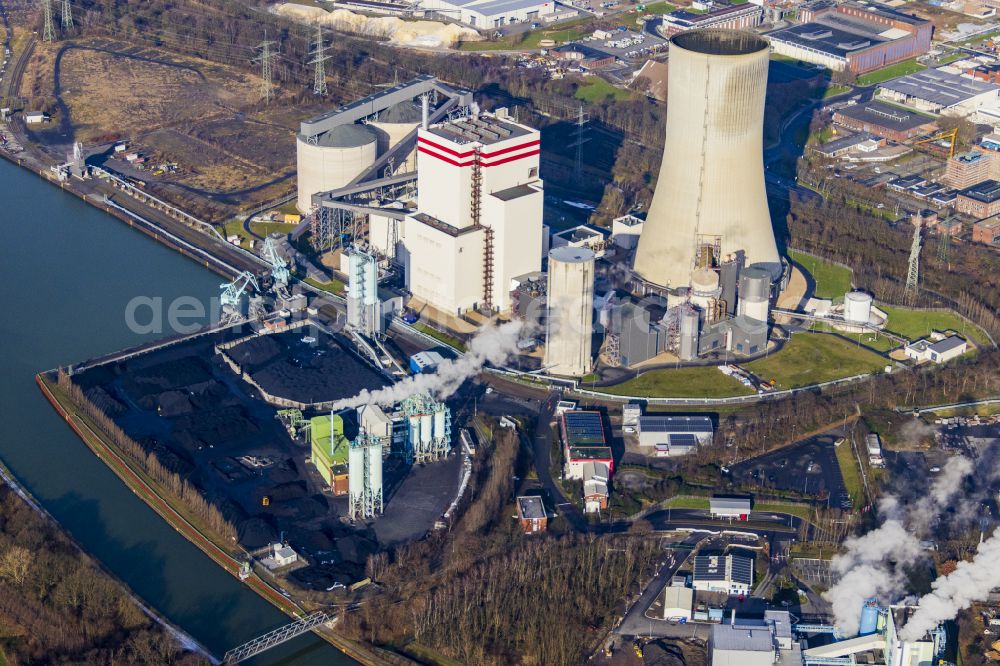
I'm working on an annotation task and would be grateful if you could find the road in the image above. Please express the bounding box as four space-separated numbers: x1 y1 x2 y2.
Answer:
530 390 589 531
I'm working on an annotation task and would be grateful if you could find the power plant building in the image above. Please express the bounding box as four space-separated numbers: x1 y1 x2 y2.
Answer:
633 30 781 290
544 246 595 377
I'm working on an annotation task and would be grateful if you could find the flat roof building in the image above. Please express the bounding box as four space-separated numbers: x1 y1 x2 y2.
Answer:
517 496 547 533
560 411 613 480
904 335 968 364
420 0 557 28
832 101 937 142
637 415 714 448
972 216 1000 245
944 150 998 189
661 585 694 621
956 179 1000 219
693 553 754 595
710 496 753 520
877 69 1000 116
712 611 798 666
551 43 616 70
662 3 763 35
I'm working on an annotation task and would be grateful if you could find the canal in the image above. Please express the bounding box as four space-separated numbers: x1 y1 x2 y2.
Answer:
0 158 355 665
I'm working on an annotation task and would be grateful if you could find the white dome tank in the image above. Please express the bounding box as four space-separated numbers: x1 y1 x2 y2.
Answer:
296 124 379 214
844 291 873 324
370 101 423 157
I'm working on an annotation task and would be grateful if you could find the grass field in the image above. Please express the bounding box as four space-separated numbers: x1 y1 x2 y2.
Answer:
413 323 466 352
303 275 345 296
642 1 676 13
575 77 633 103
856 58 925 86
745 334 885 389
833 437 864 508
458 19 590 50
665 496 710 509
823 84 851 98
599 366 756 398
787 250 852 300
880 306 989 346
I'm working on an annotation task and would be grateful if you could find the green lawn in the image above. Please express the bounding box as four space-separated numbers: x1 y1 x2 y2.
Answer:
642 1 676 13
665 496 710 509
745 334 885 389
302 275 345 296
457 19 590 51
823 84 851 98
249 221 296 239
575 78 633 103
833 436 864 508
754 502 814 521
413 323 466 352
880 306 989 347
856 58 925 86
599 366 756 398
787 250 853 300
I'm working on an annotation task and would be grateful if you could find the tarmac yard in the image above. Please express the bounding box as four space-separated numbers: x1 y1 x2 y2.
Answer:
71 325 462 589
728 435 849 507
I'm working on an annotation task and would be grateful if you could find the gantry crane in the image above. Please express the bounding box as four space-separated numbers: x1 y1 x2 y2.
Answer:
913 128 958 159
220 271 260 325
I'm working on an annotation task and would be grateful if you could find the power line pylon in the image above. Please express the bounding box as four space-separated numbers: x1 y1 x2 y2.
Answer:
60 0 72 30
254 35 278 103
572 104 590 180
906 223 922 296
41 0 55 42
310 22 328 96
937 227 950 267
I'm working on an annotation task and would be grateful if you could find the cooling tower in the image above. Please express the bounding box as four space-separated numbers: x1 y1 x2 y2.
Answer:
633 30 781 288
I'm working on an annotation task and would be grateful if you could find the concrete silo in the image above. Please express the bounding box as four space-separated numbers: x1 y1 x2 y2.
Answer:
544 246 595 377
633 30 781 288
296 124 379 214
370 102 423 171
737 266 771 323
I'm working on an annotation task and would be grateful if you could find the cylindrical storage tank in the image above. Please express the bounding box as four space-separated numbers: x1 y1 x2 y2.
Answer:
634 30 780 288
433 409 446 441
543 246 595 377
369 443 383 498
679 308 700 361
844 291 873 324
690 268 721 295
362 254 378 307
738 267 771 302
296 124 378 214
370 101 422 161
420 414 433 445
408 416 421 447
348 446 365 497
859 599 879 636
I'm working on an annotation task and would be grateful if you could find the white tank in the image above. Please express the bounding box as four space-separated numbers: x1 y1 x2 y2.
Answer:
679 308 699 361
543 246 595 377
370 101 422 168
420 413 433 445
844 291 873 324
369 442 383 498
433 409 446 441
296 124 378 214
634 30 780 288
409 415 421 447
348 445 365 497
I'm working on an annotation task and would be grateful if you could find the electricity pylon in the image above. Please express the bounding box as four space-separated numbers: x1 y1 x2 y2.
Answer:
254 35 278 103
60 0 72 30
310 22 328 96
41 0 55 42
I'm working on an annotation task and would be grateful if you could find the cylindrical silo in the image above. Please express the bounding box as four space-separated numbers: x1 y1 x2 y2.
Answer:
738 266 771 322
690 268 723 313
370 102 422 169
348 446 365 498
420 413 433 445
844 291 873 324
859 599 879 636
296 124 379 214
633 30 781 288
408 415 421 449
433 409 446 442
369 442 383 502
543 246 595 377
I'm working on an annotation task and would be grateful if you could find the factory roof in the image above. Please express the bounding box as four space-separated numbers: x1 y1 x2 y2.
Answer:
712 621 775 652
638 415 714 433
552 43 614 61
879 69 1000 107
694 553 753 584
841 0 929 26
813 132 874 156
427 114 531 146
491 183 538 202
729 313 769 334
960 179 1000 203
667 3 761 28
834 100 935 132
768 22 886 59
562 410 606 445
313 123 378 148
461 0 551 15
517 496 545 519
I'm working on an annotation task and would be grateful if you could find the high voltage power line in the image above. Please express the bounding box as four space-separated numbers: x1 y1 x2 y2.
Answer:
60 0 72 30
310 22 328 96
41 0 55 42
254 34 278 103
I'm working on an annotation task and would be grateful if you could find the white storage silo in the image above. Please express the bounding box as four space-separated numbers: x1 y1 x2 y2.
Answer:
543 246 595 377
296 124 379 214
420 413 433 445
408 415 421 449
433 409 446 442
369 441 383 508
844 291 873 324
370 102 422 170
348 445 365 499
737 267 771 323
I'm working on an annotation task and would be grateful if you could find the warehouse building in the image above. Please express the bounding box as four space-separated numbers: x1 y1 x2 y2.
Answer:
877 69 1000 116
420 0 557 28
710 496 752 520
712 611 797 666
693 553 754 595
832 101 937 142
767 0 931 74
661 586 694 621
662 3 763 35
956 179 1000 219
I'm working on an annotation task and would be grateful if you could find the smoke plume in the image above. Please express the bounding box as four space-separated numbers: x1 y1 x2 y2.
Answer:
330 320 524 410
899 531 1000 641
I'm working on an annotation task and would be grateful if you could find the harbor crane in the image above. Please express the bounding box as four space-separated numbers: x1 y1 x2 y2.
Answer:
262 236 290 286
220 271 260 325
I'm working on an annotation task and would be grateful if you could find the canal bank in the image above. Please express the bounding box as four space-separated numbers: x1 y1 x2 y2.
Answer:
0 153 356 664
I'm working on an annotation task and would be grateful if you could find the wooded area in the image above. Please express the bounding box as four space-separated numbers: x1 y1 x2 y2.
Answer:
0 486 205 664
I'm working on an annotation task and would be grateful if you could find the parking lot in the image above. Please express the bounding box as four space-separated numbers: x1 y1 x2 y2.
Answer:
728 435 850 509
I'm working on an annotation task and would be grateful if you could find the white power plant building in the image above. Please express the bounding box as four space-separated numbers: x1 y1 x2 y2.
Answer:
371 109 544 315
544 246 595 377
346 247 383 336
633 30 781 290
296 124 379 214
348 434 383 521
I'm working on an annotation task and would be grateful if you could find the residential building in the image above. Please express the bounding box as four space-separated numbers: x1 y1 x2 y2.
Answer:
710 496 752 520
832 101 937 142
956 179 1000 218
516 496 547 533
904 335 968 364
693 553 754 595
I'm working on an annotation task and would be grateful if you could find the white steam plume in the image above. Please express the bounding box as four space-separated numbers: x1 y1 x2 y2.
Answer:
899 531 1000 641
330 320 524 410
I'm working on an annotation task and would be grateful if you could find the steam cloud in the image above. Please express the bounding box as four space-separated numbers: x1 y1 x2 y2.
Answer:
329 320 524 411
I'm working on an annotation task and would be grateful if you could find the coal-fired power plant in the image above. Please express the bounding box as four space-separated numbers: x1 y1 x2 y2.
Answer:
633 30 781 289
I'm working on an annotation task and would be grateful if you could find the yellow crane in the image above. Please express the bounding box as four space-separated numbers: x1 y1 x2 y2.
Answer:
913 127 958 159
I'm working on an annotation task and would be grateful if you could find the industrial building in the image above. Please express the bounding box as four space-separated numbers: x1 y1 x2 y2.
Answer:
401 393 452 463
661 586 694 621
346 247 383 337
767 1 931 74
709 496 752 520
611 214 644 250
560 411 613 480
662 4 763 35
712 611 798 666
551 43 617 70
943 150 998 189
516 496 547 533
543 246 595 377
419 0 557 28
297 125 379 215
904 335 968 364
877 69 1000 116
832 101 937 142
550 224 609 258
637 415 714 451
311 413 351 494
634 30 781 289
972 216 1000 245
693 553 754 595
956 179 1000 218
582 462 610 513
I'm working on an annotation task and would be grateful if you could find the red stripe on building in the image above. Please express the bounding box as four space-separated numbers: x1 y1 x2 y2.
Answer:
480 139 541 159
416 136 476 159
481 149 540 168
418 136 541 160
417 146 475 167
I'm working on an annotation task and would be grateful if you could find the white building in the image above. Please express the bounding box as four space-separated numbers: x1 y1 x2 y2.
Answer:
693 553 753 595
391 110 544 315
661 585 694 621
710 496 752 520
903 335 968 364
866 433 884 467
550 224 609 258
712 611 798 666
622 403 642 427
878 69 1000 117
262 542 299 570
582 461 609 513
612 214 644 250
420 0 557 29
24 111 49 124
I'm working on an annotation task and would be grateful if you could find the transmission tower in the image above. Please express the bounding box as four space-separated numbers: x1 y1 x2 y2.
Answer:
60 0 72 30
41 0 55 42
572 105 590 180
937 228 950 267
254 35 278 103
310 22 329 96
905 223 922 295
